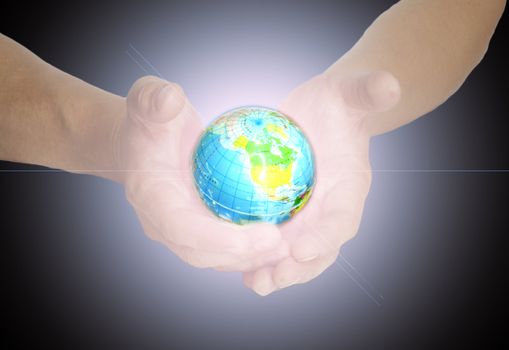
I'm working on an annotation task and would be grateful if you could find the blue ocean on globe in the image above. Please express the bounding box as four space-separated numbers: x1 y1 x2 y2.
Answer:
192 106 315 224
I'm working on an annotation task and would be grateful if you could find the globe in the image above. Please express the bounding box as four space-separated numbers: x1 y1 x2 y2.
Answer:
192 106 315 224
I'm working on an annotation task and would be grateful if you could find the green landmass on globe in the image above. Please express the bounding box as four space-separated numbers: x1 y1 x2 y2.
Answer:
192 106 315 224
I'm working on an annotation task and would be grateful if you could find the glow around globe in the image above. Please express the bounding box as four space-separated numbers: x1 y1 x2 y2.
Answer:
192 106 315 224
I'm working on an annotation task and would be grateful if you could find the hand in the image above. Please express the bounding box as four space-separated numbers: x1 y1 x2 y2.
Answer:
115 76 283 269
218 71 400 295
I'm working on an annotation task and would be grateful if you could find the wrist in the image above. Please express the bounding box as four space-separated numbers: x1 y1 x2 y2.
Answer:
48 68 126 182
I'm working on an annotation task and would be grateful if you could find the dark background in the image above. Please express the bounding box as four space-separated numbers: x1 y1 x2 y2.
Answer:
1 0 507 349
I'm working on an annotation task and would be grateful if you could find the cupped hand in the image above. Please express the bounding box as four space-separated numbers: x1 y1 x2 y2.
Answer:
218 71 400 295
115 76 283 269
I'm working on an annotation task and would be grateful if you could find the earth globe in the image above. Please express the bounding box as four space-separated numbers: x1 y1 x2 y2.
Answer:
192 106 315 225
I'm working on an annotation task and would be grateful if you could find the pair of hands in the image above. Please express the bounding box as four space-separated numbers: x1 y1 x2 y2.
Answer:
115 70 400 296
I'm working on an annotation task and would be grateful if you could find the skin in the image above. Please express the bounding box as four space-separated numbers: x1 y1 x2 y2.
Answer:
0 0 505 296
0 39 283 270
235 0 507 295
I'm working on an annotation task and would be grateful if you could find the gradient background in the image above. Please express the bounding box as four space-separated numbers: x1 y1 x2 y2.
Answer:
1 0 507 348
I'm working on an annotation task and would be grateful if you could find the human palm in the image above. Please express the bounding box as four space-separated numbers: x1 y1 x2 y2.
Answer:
116 72 399 296
115 76 282 269
234 71 401 295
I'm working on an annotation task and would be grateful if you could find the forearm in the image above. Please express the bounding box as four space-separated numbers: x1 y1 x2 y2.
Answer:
0 34 124 180
326 0 506 135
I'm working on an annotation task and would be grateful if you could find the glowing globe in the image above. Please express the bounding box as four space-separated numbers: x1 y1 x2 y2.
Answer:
192 106 315 224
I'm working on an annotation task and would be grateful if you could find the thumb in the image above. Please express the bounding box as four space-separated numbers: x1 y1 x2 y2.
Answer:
127 75 187 124
336 70 401 113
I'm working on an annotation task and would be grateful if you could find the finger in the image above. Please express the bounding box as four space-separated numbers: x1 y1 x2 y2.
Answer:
272 255 337 290
136 209 244 269
291 172 371 262
164 240 245 269
163 208 282 256
133 180 282 256
245 267 277 296
127 75 186 124
333 70 401 113
242 271 255 289
271 257 301 289
126 76 204 172
290 218 352 263
214 240 290 272
289 234 322 262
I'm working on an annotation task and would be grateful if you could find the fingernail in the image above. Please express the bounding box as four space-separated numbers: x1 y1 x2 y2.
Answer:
253 283 276 296
155 84 174 111
297 253 319 262
279 276 300 289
